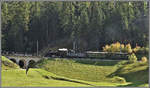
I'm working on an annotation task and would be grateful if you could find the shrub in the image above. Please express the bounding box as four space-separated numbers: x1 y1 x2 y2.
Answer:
113 76 126 83
103 45 110 52
103 42 122 52
111 42 121 52
122 44 132 53
141 56 148 63
116 61 129 67
103 42 133 53
102 42 148 54
120 44 125 50
135 47 149 54
133 46 141 53
128 53 137 63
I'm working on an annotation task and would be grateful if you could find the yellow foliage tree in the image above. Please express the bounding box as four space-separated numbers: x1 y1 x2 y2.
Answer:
102 42 133 53
141 56 147 63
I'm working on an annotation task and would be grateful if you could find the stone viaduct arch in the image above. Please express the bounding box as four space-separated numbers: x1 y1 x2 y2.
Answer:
9 58 17 63
18 59 26 68
7 56 43 69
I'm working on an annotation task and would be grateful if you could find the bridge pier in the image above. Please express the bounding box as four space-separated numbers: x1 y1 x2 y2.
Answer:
16 59 20 65
26 60 30 68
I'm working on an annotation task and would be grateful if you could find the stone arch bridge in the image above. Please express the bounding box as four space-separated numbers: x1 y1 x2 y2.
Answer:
6 56 45 69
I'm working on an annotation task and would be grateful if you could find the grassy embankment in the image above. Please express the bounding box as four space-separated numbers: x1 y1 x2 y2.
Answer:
111 60 149 87
1 56 149 87
2 56 92 87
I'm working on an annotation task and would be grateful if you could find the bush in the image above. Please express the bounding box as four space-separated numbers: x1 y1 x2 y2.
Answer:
113 76 126 83
141 56 148 63
133 45 149 55
120 44 125 50
128 53 137 63
102 42 148 54
103 42 122 52
122 44 132 53
133 46 141 53
103 45 110 52
116 61 129 67
135 47 149 54
103 42 133 53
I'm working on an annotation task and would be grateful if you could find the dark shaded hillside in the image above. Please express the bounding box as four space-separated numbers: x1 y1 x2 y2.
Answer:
111 61 149 86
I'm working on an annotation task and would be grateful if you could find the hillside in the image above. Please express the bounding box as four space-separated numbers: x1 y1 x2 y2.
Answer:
36 58 121 83
1 56 90 87
1 56 148 87
112 61 149 87
1 56 19 70
2 68 95 87
36 58 149 87
1 56 129 87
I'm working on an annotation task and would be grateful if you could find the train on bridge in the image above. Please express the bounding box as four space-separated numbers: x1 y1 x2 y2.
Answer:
2 48 130 60
44 48 130 60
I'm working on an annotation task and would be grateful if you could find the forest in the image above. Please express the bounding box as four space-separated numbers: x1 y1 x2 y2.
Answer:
2 1 149 54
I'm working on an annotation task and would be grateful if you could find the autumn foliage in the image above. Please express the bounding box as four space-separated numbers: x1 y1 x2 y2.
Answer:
103 42 132 53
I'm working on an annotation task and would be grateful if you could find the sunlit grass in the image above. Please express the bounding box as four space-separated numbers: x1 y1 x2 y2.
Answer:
36 58 120 82
1 56 19 70
2 69 91 87
1 56 148 87
2 68 131 87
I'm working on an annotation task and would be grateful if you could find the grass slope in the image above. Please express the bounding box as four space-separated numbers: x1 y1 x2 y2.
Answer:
36 58 121 83
2 68 130 87
112 61 149 87
1 56 19 70
1 56 90 87
2 68 92 87
2 56 148 87
1 56 129 87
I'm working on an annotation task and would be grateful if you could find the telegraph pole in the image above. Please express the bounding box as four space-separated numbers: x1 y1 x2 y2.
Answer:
37 40 39 56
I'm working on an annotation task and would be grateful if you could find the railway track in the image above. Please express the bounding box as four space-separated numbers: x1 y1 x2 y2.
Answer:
45 57 128 61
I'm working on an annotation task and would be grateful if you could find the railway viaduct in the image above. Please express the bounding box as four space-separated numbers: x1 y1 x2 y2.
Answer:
5 55 45 69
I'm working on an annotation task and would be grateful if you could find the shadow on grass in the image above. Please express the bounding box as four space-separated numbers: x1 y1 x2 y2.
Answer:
118 82 148 87
41 57 120 66
36 70 95 87
114 67 149 87
74 59 119 66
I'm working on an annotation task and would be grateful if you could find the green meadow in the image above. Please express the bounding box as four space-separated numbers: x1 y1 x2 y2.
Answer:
1 56 149 87
1 1 149 87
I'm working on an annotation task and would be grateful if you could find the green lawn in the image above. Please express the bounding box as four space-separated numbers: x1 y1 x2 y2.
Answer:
1 56 19 70
36 58 121 83
2 68 132 87
2 69 91 87
1 56 149 87
112 61 149 87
